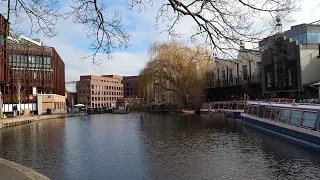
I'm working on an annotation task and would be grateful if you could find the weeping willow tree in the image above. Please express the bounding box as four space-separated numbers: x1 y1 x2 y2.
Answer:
138 42 212 108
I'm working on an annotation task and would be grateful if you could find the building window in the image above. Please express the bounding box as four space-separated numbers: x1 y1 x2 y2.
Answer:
92 85 94 89
243 65 248 82
229 69 233 84
288 69 294 86
267 72 271 87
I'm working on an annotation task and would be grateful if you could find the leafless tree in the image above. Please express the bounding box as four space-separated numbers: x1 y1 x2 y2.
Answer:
67 0 130 63
129 0 298 58
1 0 298 63
1 0 130 63
13 70 26 115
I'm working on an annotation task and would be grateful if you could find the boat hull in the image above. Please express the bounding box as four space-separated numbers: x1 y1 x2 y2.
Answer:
240 113 320 149
182 109 196 114
200 109 209 114
113 109 129 114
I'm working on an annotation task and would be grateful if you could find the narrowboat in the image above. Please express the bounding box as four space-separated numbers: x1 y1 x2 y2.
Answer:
240 101 320 149
200 103 211 114
182 109 196 114
208 101 246 119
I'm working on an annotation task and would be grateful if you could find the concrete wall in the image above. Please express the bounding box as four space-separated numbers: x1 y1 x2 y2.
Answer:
37 94 66 115
300 49 320 85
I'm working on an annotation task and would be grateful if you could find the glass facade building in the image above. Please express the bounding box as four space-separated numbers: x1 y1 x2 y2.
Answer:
259 24 320 51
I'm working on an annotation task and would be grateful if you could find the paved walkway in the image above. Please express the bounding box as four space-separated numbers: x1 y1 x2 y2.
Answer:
0 164 31 180
0 158 50 180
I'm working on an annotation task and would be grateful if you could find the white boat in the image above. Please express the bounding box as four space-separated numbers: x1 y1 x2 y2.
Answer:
240 99 320 149
182 109 196 114
113 107 129 114
200 103 211 114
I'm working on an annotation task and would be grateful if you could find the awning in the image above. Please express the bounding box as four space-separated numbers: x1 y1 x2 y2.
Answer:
74 104 86 107
310 82 320 88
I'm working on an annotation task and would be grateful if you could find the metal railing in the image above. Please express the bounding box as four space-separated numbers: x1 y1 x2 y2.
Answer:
208 75 262 88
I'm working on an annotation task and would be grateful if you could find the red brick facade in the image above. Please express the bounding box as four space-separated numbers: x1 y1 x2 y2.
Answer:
0 14 9 84
0 16 65 103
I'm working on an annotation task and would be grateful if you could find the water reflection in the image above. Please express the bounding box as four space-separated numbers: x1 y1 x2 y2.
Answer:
0 118 67 179
0 113 319 180
139 114 320 180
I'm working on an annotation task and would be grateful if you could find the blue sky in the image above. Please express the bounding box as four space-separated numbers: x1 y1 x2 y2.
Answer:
2 0 320 91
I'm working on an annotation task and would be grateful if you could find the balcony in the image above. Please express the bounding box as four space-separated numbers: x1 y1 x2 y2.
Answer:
209 75 262 88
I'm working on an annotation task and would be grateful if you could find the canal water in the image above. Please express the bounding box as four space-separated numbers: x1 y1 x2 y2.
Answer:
0 113 320 180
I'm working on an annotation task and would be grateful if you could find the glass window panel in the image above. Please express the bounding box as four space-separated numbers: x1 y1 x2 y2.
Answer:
302 111 317 128
252 106 258 116
244 105 249 113
264 107 272 119
31 56 35 63
280 109 290 122
271 108 280 121
292 36 298 42
302 33 307 43
258 106 265 118
290 110 302 126
298 34 302 42
311 33 317 43
13 55 17 62
307 33 312 43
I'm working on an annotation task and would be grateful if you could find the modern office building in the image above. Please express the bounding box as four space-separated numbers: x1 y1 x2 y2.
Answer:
259 23 320 51
0 23 65 109
76 75 124 108
122 76 139 98
261 35 320 97
0 14 9 84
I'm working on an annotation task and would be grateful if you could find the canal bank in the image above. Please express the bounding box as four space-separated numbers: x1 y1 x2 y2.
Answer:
0 113 87 129
0 158 49 180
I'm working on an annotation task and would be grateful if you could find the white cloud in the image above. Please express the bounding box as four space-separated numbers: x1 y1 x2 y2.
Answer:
33 0 320 88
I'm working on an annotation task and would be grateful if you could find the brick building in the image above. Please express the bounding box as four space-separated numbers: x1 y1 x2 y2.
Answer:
0 14 9 84
122 76 139 98
76 75 124 108
0 16 65 111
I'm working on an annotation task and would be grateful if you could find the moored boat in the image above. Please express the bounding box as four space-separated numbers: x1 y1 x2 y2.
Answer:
240 100 320 149
182 109 196 114
208 101 245 119
112 107 129 114
200 103 211 114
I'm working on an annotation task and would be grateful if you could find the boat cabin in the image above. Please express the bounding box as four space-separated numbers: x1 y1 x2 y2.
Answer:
244 102 320 131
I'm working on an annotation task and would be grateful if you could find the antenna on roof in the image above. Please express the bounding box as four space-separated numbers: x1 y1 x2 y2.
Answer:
275 15 283 34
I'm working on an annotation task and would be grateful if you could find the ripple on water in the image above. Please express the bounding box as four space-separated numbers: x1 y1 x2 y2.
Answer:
0 113 320 180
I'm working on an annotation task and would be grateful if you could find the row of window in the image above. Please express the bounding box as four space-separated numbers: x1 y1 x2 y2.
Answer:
9 55 52 69
84 79 119 84
245 105 319 130
10 70 52 79
91 91 123 96
266 70 295 88
91 85 122 90
91 97 120 101
290 32 320 44
90 103 115 108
